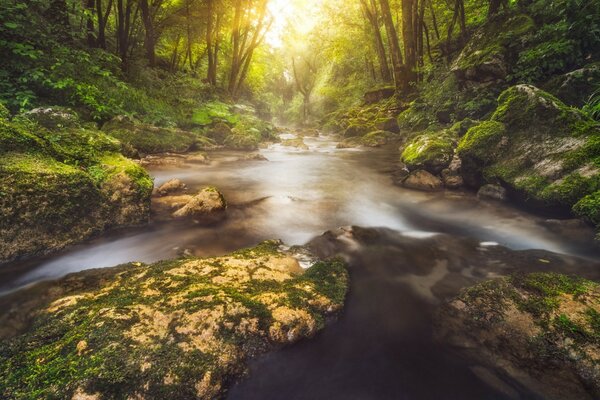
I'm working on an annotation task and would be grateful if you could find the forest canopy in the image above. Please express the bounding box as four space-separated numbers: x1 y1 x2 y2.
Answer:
1 0 599 126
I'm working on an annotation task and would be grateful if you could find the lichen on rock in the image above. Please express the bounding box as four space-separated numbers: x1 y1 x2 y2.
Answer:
435 272 600 400
0 241 349 400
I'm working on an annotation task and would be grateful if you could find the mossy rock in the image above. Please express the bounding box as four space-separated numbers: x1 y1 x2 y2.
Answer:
191 101 239 126
205 122 232 145
22 106 81 130
361 130 395 147
457 85 600 226
543 63 600 108
0 242 349 399
436 272 600 400
103 116 199 154
452 14 535 83
401 130 456 174
0 116 153 263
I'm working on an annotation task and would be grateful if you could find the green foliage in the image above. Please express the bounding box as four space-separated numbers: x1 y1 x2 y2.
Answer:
192 101 239 126
573 191 600 226
584 87 600 121
457 120 506 161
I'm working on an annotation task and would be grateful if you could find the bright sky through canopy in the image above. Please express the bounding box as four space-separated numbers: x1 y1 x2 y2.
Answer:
266 0 324 48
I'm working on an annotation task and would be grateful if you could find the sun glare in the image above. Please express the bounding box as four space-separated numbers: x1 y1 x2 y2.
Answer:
266 0 324 48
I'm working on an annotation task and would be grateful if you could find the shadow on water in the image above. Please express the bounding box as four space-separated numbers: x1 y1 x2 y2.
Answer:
228 227 600 400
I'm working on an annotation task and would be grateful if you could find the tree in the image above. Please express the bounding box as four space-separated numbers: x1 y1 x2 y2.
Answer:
228 0 273 98
292 54 319 123
378 0 406 92
206 0 222 85
360 0 392 82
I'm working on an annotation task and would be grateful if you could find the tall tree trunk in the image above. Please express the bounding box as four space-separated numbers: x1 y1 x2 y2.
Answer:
402 0 417 84
361 0 392 82
139 0 155 66
378 0 406 92
85 0 96 47
96 0 112 49
206 0 221 85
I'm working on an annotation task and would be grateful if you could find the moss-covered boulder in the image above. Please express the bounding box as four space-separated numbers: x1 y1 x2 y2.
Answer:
544 63 600 107
401 130 456 174
0 108 153 263
457 85 600 228
435 273 600 400
103 116 202 155
22 106 81 130
0 241 348 399
282 138 309 150
452 14 534 84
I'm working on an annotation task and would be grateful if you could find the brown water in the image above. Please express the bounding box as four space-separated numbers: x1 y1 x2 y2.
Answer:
1 133 599 398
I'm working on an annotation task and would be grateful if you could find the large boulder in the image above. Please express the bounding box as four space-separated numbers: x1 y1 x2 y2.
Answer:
22 106 81 129
103 116 200 154
156 179 187 196
452 14 534 85
401 170 444 192
458 85 600 227
435 273 600 400
0 241 348 399
544 63 600 107
173 187 227 223
401 131 456 174
0 113 152 263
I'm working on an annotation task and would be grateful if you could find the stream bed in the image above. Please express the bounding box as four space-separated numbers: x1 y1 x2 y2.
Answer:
1 133 599 399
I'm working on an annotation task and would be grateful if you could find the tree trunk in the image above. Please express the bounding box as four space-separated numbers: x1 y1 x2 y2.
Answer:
378 0 406 92
85 0 96 47
402 0 417 84
139 0 155 66
361 0 392 82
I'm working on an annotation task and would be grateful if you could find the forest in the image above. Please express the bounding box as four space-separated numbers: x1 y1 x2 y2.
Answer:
1 0 600 399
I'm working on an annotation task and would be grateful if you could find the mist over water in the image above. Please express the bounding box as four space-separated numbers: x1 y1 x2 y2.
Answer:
1 132 599 398
2 133 596 295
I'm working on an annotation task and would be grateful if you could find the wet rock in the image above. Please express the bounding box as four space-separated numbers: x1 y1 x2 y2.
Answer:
435 273 600 400
457 84 600 229
0 241 348 399
282 138 309 150
245 153 268 161
401 131 455 175
541 219 596 243
402 170 444 192
296 128 319 137
22 106 81 129
173 187 227 223
186 153 210 164
477 184 507 201
391 163 411 185
156 179 187 196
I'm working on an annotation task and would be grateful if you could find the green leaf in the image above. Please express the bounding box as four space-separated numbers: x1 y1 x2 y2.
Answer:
4 22 18 29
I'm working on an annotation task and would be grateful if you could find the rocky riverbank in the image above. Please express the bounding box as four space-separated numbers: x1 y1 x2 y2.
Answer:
0 241 348 399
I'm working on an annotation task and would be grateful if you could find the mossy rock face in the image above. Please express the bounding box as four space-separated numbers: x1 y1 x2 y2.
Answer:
435 273 600 400
452 14 535 83
543 63 600 108
22 106 81 130
0 241 349 400
103 116 200 155
401 131 456 174
0 114 153 263
457 85 600 225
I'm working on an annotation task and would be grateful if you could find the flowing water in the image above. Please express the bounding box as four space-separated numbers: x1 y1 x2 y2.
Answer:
1 133 599 399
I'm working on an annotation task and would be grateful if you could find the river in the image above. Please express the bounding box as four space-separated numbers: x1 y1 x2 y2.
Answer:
1 133 599 399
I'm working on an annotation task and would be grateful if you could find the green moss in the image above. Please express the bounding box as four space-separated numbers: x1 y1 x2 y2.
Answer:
401 131 455 173
0 243 349 399
457 120 506 162
191 101 239 126
455 14 535 71
573 191 600 225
